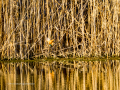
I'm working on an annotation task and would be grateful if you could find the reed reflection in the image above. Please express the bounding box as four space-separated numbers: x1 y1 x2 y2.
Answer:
0 60 120 90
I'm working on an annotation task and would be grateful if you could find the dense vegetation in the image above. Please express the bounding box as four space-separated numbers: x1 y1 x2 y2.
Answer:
0 0 120 59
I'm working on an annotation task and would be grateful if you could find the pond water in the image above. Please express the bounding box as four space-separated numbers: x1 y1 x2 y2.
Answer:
0 59 120 90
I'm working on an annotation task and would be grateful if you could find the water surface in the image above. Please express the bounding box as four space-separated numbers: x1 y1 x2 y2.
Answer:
0 59 120 90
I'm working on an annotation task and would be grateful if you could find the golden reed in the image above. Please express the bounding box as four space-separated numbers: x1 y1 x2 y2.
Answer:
0 0 119 59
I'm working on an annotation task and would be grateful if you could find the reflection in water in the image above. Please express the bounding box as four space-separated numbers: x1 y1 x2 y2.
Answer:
0 60 120 90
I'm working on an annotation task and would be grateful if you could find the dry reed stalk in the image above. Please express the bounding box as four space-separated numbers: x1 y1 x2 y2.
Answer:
70 0 74 57
87 1 90 57
93 0 97 56
42 0 46 58
1 0 4 59
112 0 115 56
36 0 40 57
75 0 80 57
10 0 13 59
104 0 107 57
22 0 26 59
20 1 23 59
115 0 119 56
39 0 43 57
65 0 68 57
106 0 110 57
54 0 58 56
60 0 65 56
5 0 10 59
32 0 37 54
0 1 2 49
96 0 98 56
57 2 63 57
46 0 49 57
26 0 29 59
81 0 85 57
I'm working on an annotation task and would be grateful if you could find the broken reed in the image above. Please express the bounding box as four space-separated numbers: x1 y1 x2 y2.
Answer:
0 0 120 59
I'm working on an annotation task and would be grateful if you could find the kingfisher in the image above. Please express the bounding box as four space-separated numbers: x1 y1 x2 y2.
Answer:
46 38 54 46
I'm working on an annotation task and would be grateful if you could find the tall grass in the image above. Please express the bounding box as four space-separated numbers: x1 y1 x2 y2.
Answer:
0 0 120 59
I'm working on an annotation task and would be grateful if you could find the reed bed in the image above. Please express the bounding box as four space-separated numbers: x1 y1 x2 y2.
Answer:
0 0 120 59
0 60 120 90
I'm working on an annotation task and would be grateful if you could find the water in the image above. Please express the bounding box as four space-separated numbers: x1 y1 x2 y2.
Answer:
0 59 120 90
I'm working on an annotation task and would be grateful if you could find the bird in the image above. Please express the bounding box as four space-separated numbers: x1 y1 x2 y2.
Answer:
46 38 54 46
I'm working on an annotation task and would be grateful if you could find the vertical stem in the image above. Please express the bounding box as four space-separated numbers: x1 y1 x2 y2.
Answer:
93 0 96 56
37 0 40 57
33 0 36 55
20 0 23 59
1 0 4 59
81 0 85 56
65 0 68 57
43 0 46 57
0 0 2 55
10 0 13 59
88 1 90 56
26 0 29 59
6 0 10 59
72 1 75 57
47 0 50 56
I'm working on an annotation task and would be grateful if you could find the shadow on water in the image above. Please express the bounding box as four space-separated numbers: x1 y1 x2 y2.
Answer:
0 59 120 90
